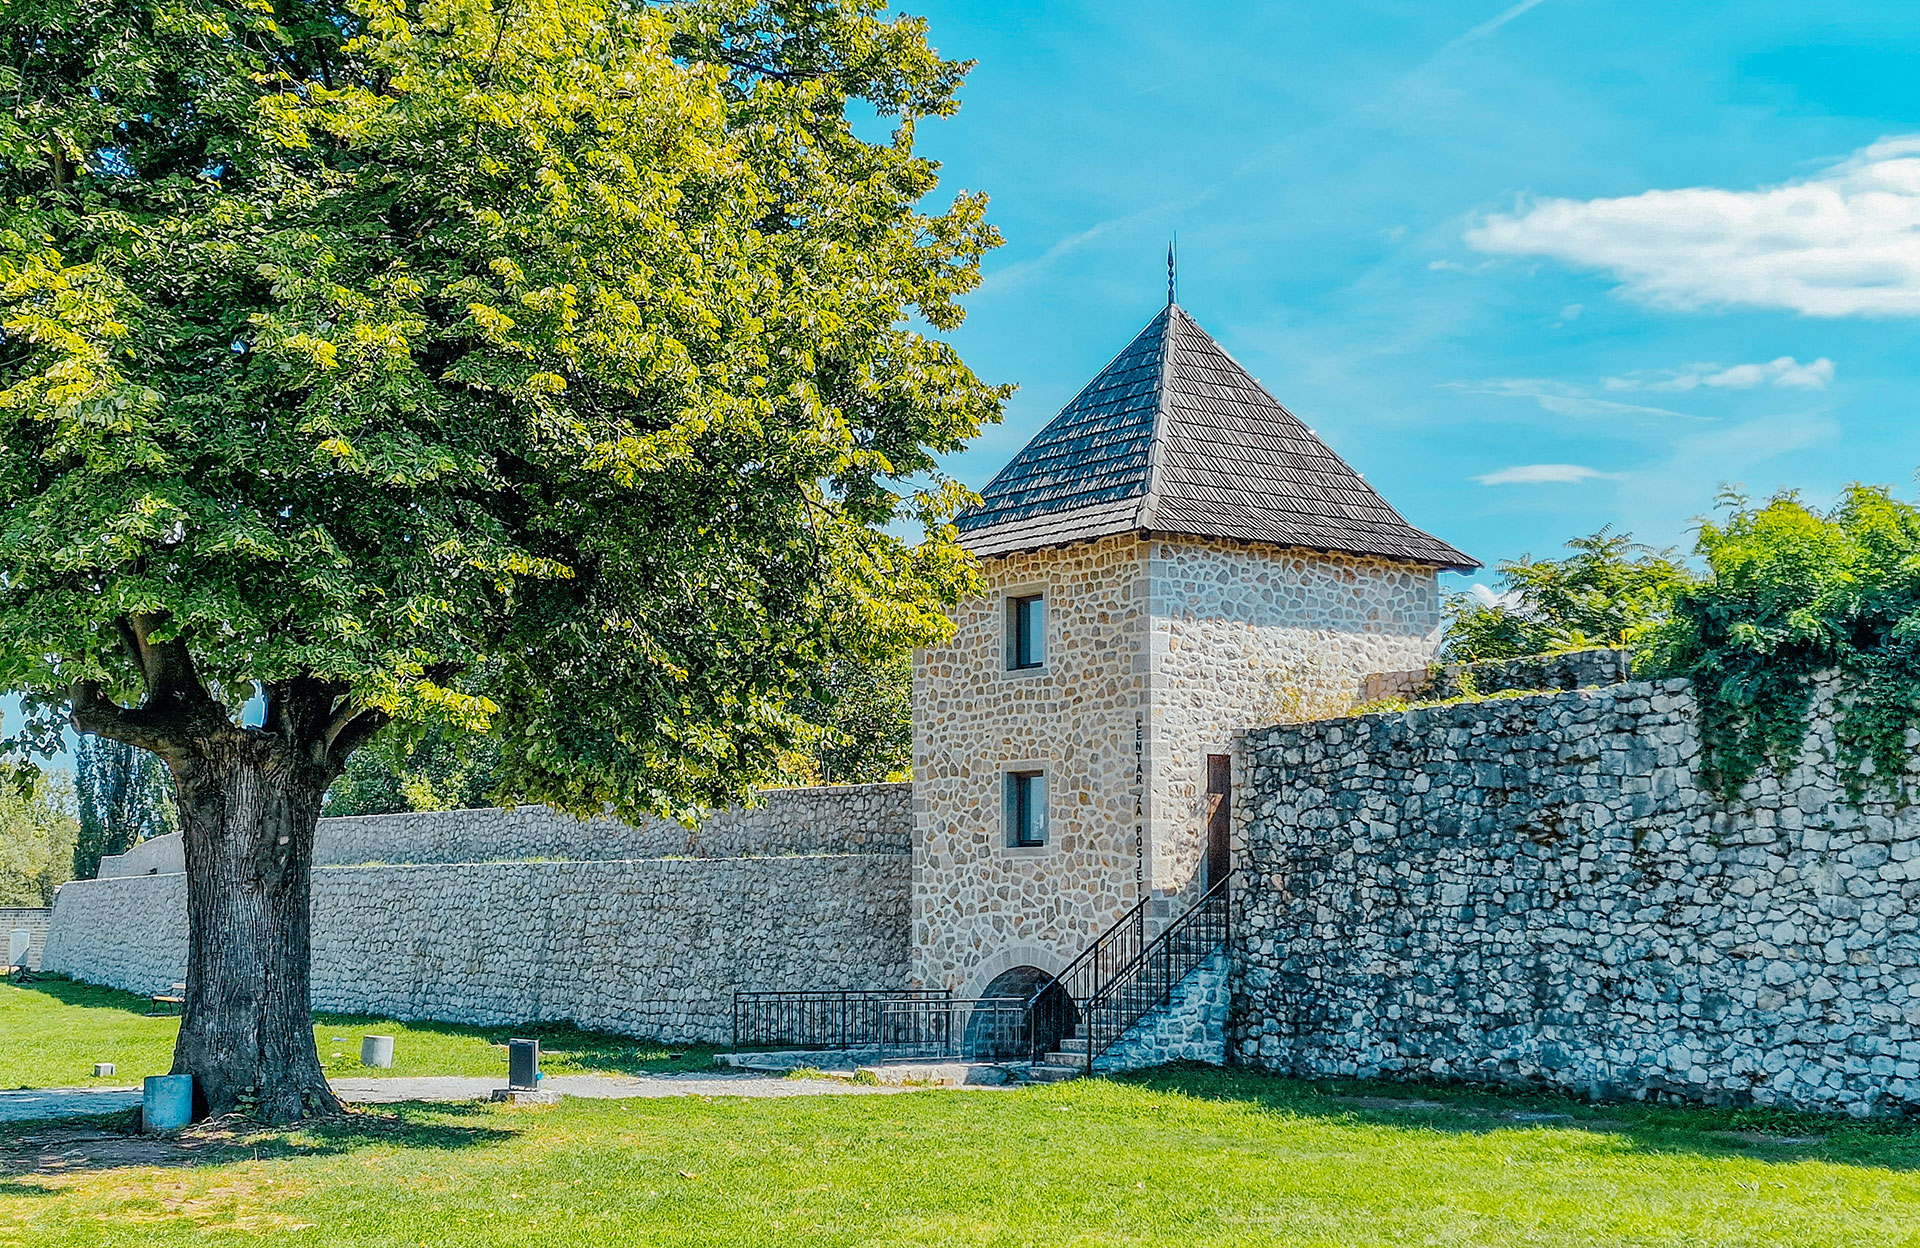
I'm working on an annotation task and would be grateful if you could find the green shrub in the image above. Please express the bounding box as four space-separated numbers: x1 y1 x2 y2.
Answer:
1649 486 1920 801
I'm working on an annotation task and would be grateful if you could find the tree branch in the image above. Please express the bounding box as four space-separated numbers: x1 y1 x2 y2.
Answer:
121 614 218 716
69 682 201 757
324 707 390 765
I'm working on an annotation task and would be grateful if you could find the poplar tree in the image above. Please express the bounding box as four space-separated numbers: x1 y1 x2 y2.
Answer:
0 0 1001 1121
73 736 177 880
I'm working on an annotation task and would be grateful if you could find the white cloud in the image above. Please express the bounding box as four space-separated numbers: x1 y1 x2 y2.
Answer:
1467 583 1525 609
1466 137 1920 316
1447 0 1554 51
1605 356 1836 393
1475 463 1611 485
1445 378 1690 420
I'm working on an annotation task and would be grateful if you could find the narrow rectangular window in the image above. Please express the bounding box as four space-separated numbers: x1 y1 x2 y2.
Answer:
1008 594 1045 670
1006 770 1048 847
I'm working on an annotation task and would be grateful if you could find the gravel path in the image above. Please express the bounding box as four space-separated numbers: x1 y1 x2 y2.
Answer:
0 1070 918 1123
0 1088 144 1123
333 1072 912 1103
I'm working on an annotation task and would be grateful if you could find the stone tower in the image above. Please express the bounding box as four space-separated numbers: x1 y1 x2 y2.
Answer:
911 304 1474 996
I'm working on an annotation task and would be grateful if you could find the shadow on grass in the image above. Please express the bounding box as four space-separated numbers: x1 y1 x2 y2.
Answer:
309 1013 719 1076
0 1101 515 1183
1117 1063 1920 1173
13 974 716 1075
7 973 170 1016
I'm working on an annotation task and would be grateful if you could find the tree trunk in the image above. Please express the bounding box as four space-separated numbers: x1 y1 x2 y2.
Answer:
169 736 340 1123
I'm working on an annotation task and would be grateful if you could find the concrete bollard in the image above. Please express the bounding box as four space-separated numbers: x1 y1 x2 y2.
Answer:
143 1074 193 1133
360 1035 395 1068
93 1062 116 1077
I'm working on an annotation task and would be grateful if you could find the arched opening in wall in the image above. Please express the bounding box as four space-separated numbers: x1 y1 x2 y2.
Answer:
971 965 1075 1060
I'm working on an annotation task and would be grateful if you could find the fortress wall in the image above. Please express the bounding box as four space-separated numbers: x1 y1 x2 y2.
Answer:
1 906 53 970
45 856 909 1044
99 782 911 878
47 784 914 1043
41 874 188 995
1234 677 1920 1116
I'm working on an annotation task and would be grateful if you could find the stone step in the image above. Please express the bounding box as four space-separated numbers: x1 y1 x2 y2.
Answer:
1026 1062 1083 1082
854 1062 1018 1087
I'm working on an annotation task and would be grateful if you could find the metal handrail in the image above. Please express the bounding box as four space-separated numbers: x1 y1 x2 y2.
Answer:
1072 872 1232 1070
731 876 1230 1070
1048 890 1153 1007
732 989 1036 1061
1022 889 1155 1060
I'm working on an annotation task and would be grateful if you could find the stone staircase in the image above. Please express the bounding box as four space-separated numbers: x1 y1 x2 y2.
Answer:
725 876 1230 1075
1034 875 1231 1073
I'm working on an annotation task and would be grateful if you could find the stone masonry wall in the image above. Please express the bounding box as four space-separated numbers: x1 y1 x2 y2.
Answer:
1235 677 1920 1116
1 907 51 970
1092 948 1229 1072
1148 540 1441 901
912 533 1149 995
42 873 187 994
46 785 913 1043
100 783 910 878
45 857 908 1043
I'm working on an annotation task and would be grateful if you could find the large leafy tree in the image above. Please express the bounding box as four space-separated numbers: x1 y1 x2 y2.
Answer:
0 764 77 907
1445 529 1694 662
322 717 507 815
0 0 1002 1120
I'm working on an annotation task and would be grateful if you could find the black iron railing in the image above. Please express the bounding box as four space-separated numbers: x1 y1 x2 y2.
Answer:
1057 873 1232 1070
732 990 1034 1061
1027 890 1154 1059
733 876 1230 1070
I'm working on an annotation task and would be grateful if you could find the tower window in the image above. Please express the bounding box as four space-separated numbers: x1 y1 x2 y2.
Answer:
1008 593 1045 670
1006 770 1048 847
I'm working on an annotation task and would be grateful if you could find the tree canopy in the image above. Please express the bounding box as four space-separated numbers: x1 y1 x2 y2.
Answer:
0 765 76 906
1651 486 1920 800
0 0 1003 818
1445 529 1695 663
323 647 913 815
0 0 1004 1120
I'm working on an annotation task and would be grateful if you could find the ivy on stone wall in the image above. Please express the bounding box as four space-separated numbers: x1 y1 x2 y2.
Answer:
1650 486 1920 802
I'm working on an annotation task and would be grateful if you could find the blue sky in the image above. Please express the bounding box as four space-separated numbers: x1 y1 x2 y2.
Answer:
11 2 1919 763
908 0 1920 588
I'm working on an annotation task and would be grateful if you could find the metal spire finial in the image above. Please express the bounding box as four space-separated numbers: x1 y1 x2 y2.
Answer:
1166 235 1177 307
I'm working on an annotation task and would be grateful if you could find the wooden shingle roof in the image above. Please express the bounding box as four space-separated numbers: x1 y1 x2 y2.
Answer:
955 305 1477 571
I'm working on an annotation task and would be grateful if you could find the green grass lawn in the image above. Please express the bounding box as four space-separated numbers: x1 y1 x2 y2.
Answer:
2 1069 1919 1246
2 976 716 1088
7 977 1920 1246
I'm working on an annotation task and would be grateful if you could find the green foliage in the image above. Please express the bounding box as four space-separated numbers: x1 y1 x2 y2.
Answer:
325 648 912 814
1650 486 1920 801
1348 671 1537 718
72 736 176 880
324 720 507 817
0 763 77 905
0 0 1005 819
779 652 912 785
1446 530 1694 662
